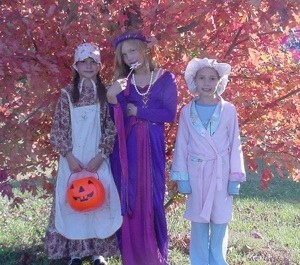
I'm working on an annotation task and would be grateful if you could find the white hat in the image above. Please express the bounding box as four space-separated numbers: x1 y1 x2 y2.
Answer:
184 58 231 95
72 43 101 71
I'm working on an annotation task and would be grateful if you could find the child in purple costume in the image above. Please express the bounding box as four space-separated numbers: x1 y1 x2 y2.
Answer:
107 32 178 265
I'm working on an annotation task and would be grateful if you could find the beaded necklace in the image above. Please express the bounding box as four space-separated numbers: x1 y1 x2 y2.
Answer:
132 71 154 107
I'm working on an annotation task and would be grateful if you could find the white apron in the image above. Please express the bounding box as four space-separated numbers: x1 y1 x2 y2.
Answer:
55 90 122 240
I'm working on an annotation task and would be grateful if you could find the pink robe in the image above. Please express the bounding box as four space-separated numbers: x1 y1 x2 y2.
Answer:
171 97 246 224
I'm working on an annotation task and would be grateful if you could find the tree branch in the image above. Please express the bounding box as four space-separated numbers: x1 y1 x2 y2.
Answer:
224 24 245 59
225 30 284 58
164 191 179 209
21 103 46 122
177 20 199 33
242 87 300 125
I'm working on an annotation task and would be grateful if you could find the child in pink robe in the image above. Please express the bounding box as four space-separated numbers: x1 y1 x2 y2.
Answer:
170 58 246 265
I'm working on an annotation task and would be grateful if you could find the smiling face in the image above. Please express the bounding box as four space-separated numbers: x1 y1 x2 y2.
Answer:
75 57 100 80
194 67 220 98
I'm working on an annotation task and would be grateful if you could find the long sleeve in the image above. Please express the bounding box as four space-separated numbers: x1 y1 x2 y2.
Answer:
110 102 129 213
137 72 177 123
50 90 72 156
98 103 117 157
170 107 190 181
228 106 246 182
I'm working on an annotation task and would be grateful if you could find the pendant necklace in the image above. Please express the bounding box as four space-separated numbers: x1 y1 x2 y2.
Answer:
132 71 154 107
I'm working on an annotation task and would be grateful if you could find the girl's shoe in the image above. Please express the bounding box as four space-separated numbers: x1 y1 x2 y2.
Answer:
94 258 107 265
68 258 82 265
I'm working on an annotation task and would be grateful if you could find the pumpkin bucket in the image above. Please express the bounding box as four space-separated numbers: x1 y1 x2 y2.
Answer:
67 172 105 212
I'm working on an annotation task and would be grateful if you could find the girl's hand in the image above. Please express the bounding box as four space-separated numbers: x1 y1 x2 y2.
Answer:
65 152 84 173
107 78 128 104
127 103 137 116
86 154 104 173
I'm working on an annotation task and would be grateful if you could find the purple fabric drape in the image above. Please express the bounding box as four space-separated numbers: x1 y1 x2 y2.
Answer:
121 120 165 264
110 71 177 265
112 103 130 214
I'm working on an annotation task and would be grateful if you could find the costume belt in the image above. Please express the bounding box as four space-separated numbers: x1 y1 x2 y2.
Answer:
190 148 229 191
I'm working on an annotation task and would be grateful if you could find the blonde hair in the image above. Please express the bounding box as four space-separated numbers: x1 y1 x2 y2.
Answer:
113 39 156 80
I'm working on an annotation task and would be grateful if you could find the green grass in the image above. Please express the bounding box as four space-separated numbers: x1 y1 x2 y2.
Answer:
1 172 299 265
167 172 300 265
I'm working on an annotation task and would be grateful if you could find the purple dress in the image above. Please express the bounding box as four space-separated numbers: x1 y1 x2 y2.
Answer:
110 70 177 265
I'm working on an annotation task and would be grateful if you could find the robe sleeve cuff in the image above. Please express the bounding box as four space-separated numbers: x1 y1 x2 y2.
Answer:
230 172 246 182
170 171 189 181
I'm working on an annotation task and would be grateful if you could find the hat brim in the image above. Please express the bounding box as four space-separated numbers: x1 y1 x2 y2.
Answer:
184 58 231 95
73 43 101 71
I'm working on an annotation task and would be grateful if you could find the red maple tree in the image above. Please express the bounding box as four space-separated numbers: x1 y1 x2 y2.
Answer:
0 0 299 199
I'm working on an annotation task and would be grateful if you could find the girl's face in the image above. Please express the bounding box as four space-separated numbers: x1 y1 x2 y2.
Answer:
194 67 220 97
121 40 145 69
76 57 100 80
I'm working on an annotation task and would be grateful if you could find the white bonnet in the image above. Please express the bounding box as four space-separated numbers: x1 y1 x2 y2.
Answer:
72 43 101 71
184 58 231 95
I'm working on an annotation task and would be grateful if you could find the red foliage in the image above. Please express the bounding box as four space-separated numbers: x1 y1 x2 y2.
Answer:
0 0 299 198
261 169 273 190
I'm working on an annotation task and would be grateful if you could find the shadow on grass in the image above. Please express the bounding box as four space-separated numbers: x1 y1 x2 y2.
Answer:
0 245 66 265
0 245 76 265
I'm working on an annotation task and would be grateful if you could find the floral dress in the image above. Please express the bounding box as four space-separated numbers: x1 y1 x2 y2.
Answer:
44 84 121 259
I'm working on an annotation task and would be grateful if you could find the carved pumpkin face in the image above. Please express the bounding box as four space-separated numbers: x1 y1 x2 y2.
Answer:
67 176 105 212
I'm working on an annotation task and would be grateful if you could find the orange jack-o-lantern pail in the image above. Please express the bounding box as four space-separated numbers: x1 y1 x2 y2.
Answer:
67 176 105 212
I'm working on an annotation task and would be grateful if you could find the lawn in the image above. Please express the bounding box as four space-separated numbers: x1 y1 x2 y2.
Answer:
0 171 299 265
